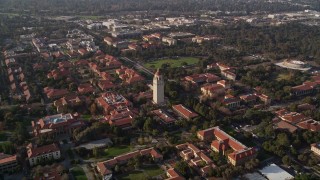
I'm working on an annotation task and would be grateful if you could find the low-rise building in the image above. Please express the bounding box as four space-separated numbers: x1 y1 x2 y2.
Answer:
105 108 137 129
176 143 215 177
166 168 185 180
152 109 176 126
291 81 319 96
311 143 320 156
96 92 132 114
222 95 241 108
197 126 257 166
172 104 198 120
44 87 70 100
96 148 162 178
185 73 221 84
27 143 61 166
0 154 18 173
221 70 236 81
31 113 84 137
201 84 225 97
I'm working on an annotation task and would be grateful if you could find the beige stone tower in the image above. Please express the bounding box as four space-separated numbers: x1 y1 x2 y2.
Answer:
153 69 164 104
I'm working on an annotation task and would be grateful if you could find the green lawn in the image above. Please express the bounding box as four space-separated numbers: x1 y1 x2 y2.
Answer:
117 165 164 180
102 145 131 159
71 166 87 180
81 114 92 121
277 73 293 81
143 165 164 177
144 57 200 69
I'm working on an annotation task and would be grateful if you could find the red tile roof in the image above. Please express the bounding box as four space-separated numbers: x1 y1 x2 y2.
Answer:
27 143 60 158
152 109 176 124
172 104 198 119
199 126 257 164
297 120 320 132
0 154 17 165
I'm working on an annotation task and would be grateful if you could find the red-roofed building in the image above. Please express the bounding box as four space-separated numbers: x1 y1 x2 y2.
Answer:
47 68 70 80
98 80 115 91
291 81 320 96
96 92 132 114
240 94 257 104
276 109 309 124
78 48 88 56
27 143 61 166
152 109 176 126
216 63 231 71
201 84 225 97
78 83 95 94
0 154 18 173
297 120 320 132
105 108 137 129
116 66 145 84
275 121 298 133
172 104 198 120
166 168 185 180
197 126 257 166
74 59 89 66
222 95 240 108
221 70 236 81
44 87 69 100
54 94 88 113
175 143 215 177
96 147 163 178
58 61 72 69
185 73 221 84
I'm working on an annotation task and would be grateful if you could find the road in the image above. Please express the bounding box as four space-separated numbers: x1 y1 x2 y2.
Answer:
120 57 154 76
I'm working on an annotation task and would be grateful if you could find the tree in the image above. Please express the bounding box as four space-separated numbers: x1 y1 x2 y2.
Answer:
174 161 189 177
276 133 290 147
282 155 291 166
93 147 100 158
90 103 97 116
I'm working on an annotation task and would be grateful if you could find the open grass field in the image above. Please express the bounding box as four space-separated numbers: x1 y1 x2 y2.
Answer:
144 57 200 69
71 166 87 180
102 145 132 159
117 165 164 180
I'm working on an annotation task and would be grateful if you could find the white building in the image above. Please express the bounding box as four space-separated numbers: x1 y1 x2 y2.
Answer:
311 143 320 156
27 143 61 166
153 69 164 105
